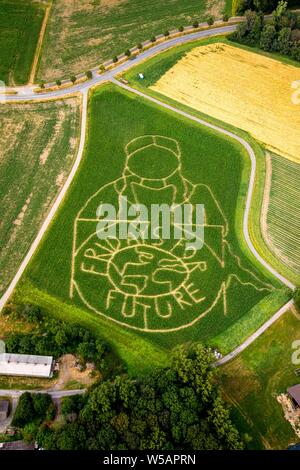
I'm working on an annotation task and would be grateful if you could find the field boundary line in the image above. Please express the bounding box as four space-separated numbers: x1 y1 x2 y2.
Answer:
0 90 88 312
110 78 295 290
29 2 52 85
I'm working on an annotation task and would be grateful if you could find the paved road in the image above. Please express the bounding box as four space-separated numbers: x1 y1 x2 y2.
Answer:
214 299 294 366
0 389 85 398
0 22 295 366
0 24 237 102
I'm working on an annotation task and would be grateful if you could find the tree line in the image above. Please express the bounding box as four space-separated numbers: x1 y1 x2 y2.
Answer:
5 304 244 450
14 345 244 450
12 392 55 443
230 1 300 60
233 0 299 15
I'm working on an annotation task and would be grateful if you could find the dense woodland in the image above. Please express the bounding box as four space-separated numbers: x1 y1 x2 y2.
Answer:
12 345 243 450
230 1 300 60
4 304 243 450
8 286 300 450
232 0 299 15
12 393 55 430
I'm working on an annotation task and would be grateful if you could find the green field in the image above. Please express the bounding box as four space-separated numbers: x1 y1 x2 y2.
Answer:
262 153 300 280
37 0 227 82
0 0 45 85
0 97 80 296
14 84 289 375
219 310 300 449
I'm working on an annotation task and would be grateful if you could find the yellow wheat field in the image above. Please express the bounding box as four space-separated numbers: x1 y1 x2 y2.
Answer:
151 43 300 163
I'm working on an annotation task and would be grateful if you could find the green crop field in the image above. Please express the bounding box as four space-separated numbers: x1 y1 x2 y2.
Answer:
37 0 228 82
14 84 289 376
219 310 300 449
0 0 45 85
262 153 300 281
0 97 80 296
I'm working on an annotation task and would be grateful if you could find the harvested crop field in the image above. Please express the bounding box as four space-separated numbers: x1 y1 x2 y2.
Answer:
0 97 80 296
151 43 300 164
37 0 220 82
261 153 300 279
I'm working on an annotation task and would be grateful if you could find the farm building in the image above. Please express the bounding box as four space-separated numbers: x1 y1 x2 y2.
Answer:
0 440 36 450
0 400 9 421
0 353 53 378
287 384 300 408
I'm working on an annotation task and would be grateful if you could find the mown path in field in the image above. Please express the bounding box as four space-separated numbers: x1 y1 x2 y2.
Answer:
0 23 295 366
0 24 237 312
28 2 52 84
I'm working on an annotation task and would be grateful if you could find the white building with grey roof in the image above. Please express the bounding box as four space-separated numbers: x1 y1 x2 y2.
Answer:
0 353 53 378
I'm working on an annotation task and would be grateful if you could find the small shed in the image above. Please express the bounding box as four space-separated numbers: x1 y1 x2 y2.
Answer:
0 400 9 421
287 384 300 408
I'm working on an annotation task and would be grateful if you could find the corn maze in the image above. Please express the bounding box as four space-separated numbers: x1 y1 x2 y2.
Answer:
71 134 273 332
24 87 278 346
